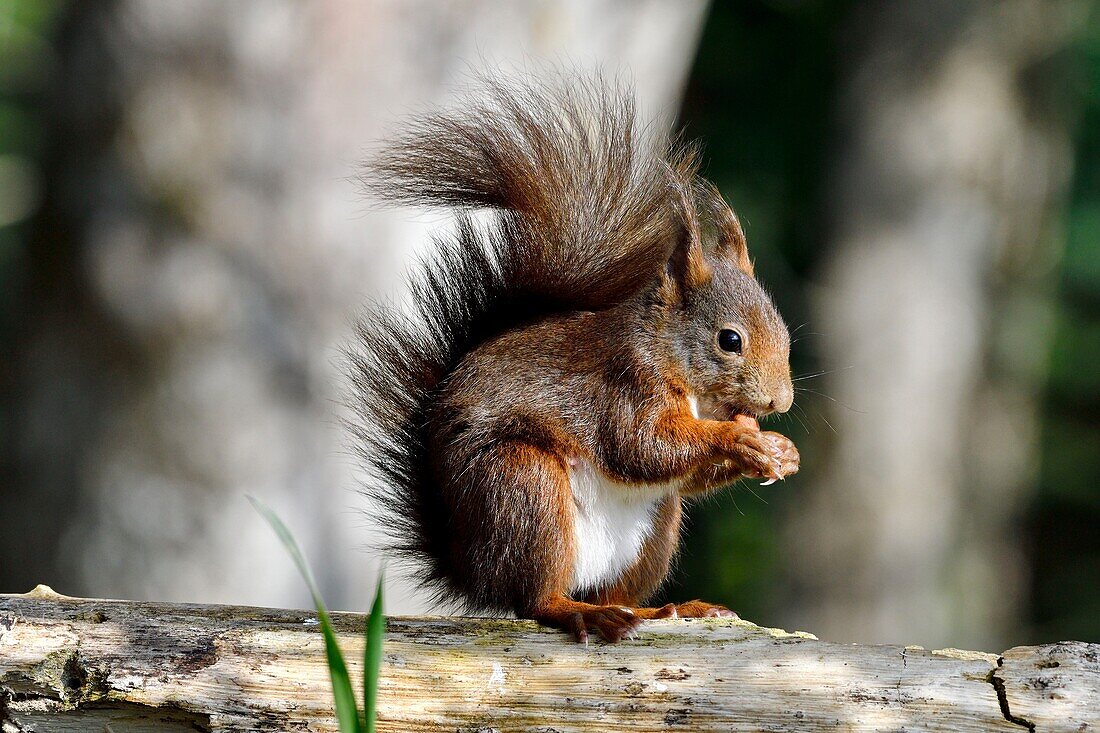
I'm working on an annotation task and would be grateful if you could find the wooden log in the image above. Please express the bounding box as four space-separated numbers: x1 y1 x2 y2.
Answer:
1 586 1096 732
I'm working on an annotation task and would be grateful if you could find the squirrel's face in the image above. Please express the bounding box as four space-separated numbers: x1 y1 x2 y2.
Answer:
658 202 793 419
673 258 793 418
655 186 796 416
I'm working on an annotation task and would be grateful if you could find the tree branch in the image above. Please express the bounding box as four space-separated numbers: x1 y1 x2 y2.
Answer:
1 586 1096 732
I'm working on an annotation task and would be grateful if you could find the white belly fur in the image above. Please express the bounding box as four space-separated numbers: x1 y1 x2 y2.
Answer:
567 460 679 595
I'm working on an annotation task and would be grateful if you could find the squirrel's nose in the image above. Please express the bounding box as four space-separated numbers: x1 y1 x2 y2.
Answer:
768 384 794 414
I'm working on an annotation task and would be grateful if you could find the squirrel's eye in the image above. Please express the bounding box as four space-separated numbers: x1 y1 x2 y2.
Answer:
718 329 743 354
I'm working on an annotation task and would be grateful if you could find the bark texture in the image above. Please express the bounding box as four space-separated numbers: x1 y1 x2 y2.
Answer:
2 587 1098 732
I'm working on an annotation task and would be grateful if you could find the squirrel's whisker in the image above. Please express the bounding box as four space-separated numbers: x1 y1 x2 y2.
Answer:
786 403 812 435
743 483 770 505
796 387 866 415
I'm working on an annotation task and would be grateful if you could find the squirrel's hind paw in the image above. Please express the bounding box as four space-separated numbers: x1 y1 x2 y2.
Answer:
535 601 643 644
671 600 739 619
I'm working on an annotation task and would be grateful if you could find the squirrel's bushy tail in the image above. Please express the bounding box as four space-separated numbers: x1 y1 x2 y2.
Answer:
347 78 696 607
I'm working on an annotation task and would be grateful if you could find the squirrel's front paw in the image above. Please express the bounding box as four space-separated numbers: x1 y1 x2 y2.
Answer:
717 424 782 480
759 431 799 484
718 423 799 483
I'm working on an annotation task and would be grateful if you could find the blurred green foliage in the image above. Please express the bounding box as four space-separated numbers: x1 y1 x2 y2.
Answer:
0 0 66 470
1031 7 1100 644
0 0 65 322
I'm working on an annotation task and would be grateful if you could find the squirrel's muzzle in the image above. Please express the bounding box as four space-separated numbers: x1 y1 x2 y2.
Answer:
747 378 793 416
769 382 794 414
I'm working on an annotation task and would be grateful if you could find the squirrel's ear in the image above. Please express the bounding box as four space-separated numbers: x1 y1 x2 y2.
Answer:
699 183 754 277
662 186 713 302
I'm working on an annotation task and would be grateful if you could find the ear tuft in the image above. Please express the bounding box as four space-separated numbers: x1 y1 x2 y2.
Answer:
696 180 753 277
662 174 713 303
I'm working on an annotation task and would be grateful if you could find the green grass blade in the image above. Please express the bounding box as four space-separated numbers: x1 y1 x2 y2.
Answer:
363 573 385 733
249 496 364 733
247 496 325 609
317 614 362 733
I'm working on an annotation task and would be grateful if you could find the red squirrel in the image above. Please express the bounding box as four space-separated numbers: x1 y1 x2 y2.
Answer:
349 78 799 643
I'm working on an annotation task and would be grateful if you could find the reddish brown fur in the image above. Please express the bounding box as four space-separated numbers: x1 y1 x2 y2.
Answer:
349 77 798 642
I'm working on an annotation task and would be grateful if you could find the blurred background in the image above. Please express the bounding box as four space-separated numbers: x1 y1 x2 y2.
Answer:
1 0 1097 653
